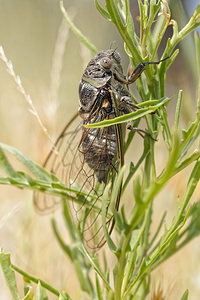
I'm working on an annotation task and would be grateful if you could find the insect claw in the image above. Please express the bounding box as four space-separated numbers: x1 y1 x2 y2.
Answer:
121 97 141 110
127 126 157 141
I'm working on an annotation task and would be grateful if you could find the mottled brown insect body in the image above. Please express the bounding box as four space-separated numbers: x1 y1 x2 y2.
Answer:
78 50 133 184
34 49 170 248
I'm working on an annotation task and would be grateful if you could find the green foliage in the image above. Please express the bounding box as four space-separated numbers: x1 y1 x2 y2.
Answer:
0 250 21 300
1 0 200 299
85 97 171 128
181 289 189 300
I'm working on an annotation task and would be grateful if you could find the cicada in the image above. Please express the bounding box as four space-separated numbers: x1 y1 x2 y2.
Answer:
34 49 170 248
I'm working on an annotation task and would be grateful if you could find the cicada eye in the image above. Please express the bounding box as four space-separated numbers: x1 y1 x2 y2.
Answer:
100 57 112 69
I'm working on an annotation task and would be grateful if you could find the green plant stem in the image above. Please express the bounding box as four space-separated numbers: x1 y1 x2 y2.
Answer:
11 264 60 297
125 214 188 297
80 244 112 290
152 14 170 60
141 2 161 55
121 207 150 296
173 13 200 51
115 225 133 300
52 217 73 260
138 0 144 46
150 160 200 271
148 211 167 251
175 151 200 174
174 90 183 131
115 130 180 298
105 0 142 61
126 159 200 296
161 108 172 147
122 149 148 194
60 0 98 55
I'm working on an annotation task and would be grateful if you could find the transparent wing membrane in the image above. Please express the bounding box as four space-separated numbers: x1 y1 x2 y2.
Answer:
34 110 122 249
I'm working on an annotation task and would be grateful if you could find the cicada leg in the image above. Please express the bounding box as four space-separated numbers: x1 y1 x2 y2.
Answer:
126 55 171 84
119 97 157 141
126 125 157 141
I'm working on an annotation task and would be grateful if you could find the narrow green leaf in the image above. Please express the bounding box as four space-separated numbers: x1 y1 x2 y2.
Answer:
51 217 73 260
78 243 111 290
105 0 125 27
96 274 103 300
101 183 117 251
85 97 170 128
0 172 101 208
148 211 167 251
182 121 198 141
181 201 200 243
58 292 72 300
176 150 200 174
138 97 170 107
162 210 190 250
62 199 77 241
0 147 17 177
11 263 60 297
180 120 200 161
105 0 141 61
60 0 98 55
23 289 33 300
73 259 92 294
180 160 200 211
133 174 142 204
110 165 126 212
124 0 130 27
120 205 129 229
23 278 33 299
0 177 10 184
122 162 135 192
86 108 155 128
195 32 200 99
129 229 141 251
159 49 179 83
137 257 147 277
95 0 111 21
0 250 20 300
35 281 48 300
143 1 161 49
174 90 183 131
180 289 189 300
0 143 52 181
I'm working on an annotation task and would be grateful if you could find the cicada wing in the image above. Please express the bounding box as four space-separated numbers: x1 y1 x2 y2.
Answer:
33 113 82 212
72 122 122 249
34 112 122 249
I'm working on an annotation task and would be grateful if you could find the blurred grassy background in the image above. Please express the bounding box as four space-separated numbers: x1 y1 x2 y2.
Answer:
0 0 200 299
